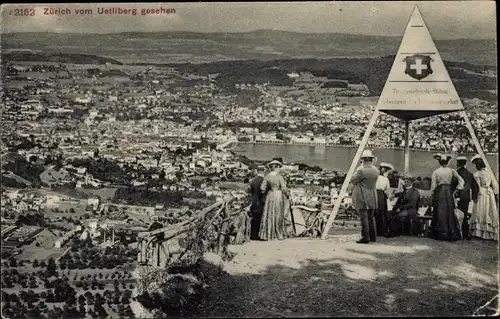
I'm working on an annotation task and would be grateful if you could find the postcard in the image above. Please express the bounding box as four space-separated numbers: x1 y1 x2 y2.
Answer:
1 2 498 318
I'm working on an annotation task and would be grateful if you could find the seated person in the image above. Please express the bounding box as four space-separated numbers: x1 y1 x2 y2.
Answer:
388 177 422 236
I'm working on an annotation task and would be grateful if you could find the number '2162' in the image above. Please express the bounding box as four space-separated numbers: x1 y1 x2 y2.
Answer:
13 8 36 16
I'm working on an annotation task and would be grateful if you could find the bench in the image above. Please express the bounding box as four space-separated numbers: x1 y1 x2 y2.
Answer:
416 215 432 237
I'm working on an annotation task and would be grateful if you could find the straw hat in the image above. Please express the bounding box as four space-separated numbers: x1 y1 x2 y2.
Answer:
360 150 375 159
267 159 283 168
456 156 468 161
470 154 482 164
433 153 452 161
379 162 394 170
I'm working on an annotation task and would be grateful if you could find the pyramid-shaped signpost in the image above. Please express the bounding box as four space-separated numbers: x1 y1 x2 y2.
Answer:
321 5 497 239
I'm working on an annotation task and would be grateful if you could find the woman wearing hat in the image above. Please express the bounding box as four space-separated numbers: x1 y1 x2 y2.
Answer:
429 153 465 241
469 155 499 241
259 159 291 241
375 162 393 237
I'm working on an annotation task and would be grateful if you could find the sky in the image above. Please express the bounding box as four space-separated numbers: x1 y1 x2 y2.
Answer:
1 1 496 39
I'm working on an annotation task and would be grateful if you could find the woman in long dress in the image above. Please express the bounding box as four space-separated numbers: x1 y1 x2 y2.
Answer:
429 153 465 241
259 159 291 241
469 156 499 241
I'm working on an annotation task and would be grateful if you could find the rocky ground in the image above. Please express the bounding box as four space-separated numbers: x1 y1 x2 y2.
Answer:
195 234 498 317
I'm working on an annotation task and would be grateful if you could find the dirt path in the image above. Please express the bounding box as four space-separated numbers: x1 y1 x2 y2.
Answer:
197 234 498 317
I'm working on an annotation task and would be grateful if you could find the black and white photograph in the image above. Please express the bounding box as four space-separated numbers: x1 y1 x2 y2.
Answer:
0 1 498 318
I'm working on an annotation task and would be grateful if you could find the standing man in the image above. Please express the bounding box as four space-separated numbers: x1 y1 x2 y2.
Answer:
454 156 479 240
351 150 380 244
248 165 267 240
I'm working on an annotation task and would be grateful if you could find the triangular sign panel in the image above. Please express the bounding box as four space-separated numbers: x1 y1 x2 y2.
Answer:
377 6 464 121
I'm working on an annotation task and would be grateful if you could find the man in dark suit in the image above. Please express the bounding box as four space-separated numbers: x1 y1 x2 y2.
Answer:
454 156 479 240
248 165 267 240
391 177 421 236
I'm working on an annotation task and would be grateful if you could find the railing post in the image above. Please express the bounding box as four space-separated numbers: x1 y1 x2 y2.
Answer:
217 202 229 255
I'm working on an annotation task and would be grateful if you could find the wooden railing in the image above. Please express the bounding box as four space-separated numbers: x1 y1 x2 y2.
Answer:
137 197 249 268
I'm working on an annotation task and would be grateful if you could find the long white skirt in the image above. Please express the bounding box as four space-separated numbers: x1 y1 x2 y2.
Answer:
470 188 499 241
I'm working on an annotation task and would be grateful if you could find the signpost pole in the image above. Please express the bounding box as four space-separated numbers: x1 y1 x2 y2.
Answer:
404 121 410 176
460 111 498 181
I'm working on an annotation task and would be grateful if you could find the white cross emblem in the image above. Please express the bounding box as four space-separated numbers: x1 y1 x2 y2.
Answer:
410 58 427 75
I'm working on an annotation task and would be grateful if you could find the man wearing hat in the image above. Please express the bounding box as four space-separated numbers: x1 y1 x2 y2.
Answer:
453 156 479 240
391 176 422 236
248 165 267 240
351 150 379 244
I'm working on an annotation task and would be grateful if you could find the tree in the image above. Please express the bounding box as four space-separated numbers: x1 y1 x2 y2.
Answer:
46 258 57 277
53 279 76 303
94 304 107 318
44 280 54 289
45 291 55 303
38 300 47 309
79 305 86 317
2 291 11 302
159 171 166 180
175 171 183 180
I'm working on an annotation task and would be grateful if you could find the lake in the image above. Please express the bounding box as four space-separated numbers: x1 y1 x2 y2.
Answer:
235 143 499 177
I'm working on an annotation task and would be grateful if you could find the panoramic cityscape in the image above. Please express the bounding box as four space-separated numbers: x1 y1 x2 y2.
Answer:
1 2 498 319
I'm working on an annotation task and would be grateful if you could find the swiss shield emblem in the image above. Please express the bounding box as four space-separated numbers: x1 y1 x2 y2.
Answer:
404 55 433 80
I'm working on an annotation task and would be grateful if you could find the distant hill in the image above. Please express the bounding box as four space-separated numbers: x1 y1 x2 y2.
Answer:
1 31 495 102
1 50 495 101
2 51 123 65
1 31 496 66
164 56 496 101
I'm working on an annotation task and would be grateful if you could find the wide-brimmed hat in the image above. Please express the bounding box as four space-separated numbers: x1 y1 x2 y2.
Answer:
267 160 283 168
456 156 468 161
433 153 452 161
379 162 394 170
471 154 482 164
360 150 375 159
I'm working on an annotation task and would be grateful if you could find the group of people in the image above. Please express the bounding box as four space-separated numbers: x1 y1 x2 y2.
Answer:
351 150 499 244
248 158 293 241
246 151 499 244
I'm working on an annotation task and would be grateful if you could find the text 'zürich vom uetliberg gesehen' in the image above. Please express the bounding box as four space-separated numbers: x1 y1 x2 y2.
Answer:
44 7 176 16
